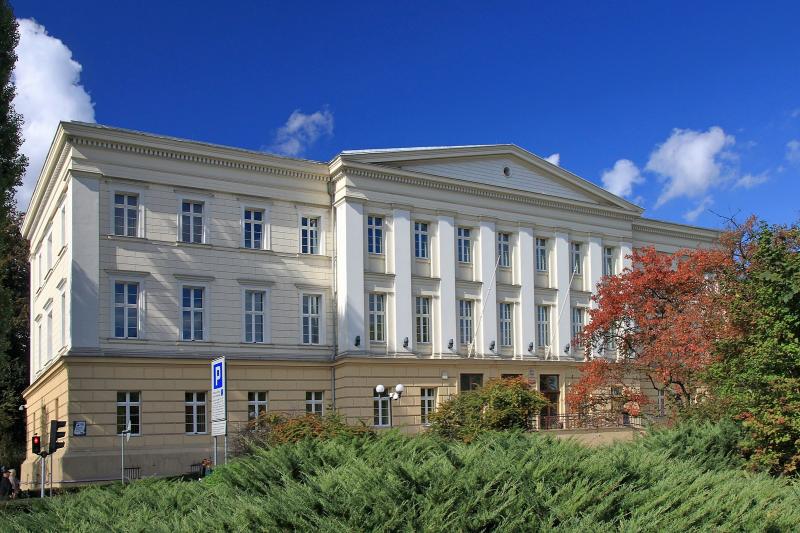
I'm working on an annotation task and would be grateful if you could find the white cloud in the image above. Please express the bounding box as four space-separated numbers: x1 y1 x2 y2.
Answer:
13 18 95 209
601 159 644 198
791 108 800 118
786 139 800 163
733 172 768 189
270 108 333 157
543 153 560 166
683 196 713 223
645 126 734 208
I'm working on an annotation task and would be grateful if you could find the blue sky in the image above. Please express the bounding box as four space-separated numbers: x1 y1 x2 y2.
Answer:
11 0 800 228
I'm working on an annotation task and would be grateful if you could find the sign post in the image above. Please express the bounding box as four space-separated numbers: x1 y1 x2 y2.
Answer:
211 357 227 465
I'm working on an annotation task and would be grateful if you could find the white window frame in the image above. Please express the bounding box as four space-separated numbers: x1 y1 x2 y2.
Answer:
300 292 324 345
248 391 269 419
60 286 67 348
367 215 384 255
414 221 429 259
537 305 551 348
571 242 582 275
497 232 511 268
180 283 208 341
116 391 141 436
241 204 271 250
571 307 584 347
457 227 472 263
60 202 66 250
113 281 141 339
109 275 146 340
46 310 53 362
603 246 616 276
184 391 207 435
368 293 386 343
305 391 324 415
420 387 436 425
34 315 42 373
498 302 513 347
298 209 327 255
112 192 141 238
458 299 474 346
242 287 270 344
46 230 53 271
178 196 206 244
415 296 431 344
536 238 548 272
373 389 391 428
111 186 145 238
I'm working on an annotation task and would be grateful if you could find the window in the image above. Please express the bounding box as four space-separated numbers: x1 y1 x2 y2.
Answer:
37 251 42 287
300 216 320 254
181 287 205 341
457 227 471 263
116 391 141 435
537 305 550 348
603 247 616 276
420 387 436 425
458 299 474 345
243 208 264 249
460 373 483 391
373 389 391 427
60 203 66 248
305 391 324 415
571 243 582 274
243 290 266 343
185 392 207 434
414 221 429 259
60 292 66 347
36 322 41 371
657 389 666 417
180 201 204 244
415 297 431 343
536 238 548 272
114 282 139 339
571 307 584 347
46 232 53 270
368 293 386 342
367 216 383 254
248 391 268 420
499 303 513 347
46 311 53 361
497 233 511 267
606 325 618 351
302 294 321 344
114 193 139 237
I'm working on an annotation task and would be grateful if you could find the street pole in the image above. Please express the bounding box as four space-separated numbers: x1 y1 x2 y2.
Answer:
39 455 46 498
121 431 124 485
213 436 217 466
224 435 227 464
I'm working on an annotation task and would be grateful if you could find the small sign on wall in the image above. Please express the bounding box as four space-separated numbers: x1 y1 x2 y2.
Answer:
72 420 87 436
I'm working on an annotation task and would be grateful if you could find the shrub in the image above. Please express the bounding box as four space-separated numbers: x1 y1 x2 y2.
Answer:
428 377 548 441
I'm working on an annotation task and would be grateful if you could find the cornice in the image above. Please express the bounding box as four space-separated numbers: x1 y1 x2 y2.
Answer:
336 164 642 222
632 221 720 242
69 135 330 183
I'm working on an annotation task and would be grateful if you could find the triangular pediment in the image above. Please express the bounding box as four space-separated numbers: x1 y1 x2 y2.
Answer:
339 145 642 212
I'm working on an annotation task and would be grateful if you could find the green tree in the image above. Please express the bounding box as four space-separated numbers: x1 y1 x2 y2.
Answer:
0 1 29 468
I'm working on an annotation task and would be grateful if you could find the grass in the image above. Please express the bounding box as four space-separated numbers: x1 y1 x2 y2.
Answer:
2 423 798 532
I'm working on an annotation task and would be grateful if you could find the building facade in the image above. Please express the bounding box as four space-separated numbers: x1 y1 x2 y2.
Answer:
20 122 719 486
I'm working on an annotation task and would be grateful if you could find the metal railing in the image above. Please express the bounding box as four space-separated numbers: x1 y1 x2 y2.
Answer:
532 413 644 431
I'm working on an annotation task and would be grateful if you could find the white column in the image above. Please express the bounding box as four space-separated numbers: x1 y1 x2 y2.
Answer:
478 220 497 356
70 175 99 350
518 227 536 357
619 242 633 271
336 199 366 353
437 215 457 355
587 236 603 304
553 231 571 358
392 209 412 353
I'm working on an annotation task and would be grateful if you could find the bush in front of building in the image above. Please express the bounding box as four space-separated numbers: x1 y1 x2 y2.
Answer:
234 410 374 452
428 377 549 441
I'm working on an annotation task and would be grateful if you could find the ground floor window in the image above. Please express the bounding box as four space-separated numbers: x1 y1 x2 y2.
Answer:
185 391 207 434
248 391 268 419
539 375 560 429
116 391 141 435
306 391 324 415
373 389 391 427
460 373 483 392
420 387 436 425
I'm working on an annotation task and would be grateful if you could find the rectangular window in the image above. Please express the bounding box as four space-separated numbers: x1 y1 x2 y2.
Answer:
185 392 207 434
458 299 474 345
243 208 264 249
248 391 268 420
180 201 204 244
37 251 42 287
181 286 205 341
420 387 436 425
300 216 320 254
460 373 483 391
367 216 383 254
368 293 386 342
46 311 53 361
571 243 582 274
414 221 429 259
116 391 141 436
305 391 324 415
537 305 550 348
60 292 66 347
60 204 66 248
415 297 431 343
571 307 584 347
657 389 666 417
536 238 548 272
36 323 42 370
114 282 139 339
497 232 511 268
373 389 391 427
114 193 139 237
457 227 471 263
46 232 53 270
302 294 321 345
603 247 616 276
244 290 266 343
499 303 513 347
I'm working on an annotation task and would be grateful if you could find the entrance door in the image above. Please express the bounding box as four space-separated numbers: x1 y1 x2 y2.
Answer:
460 373 483 392
539 374 560 429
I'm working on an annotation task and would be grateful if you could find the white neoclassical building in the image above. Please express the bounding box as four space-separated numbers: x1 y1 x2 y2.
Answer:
21 122 718 486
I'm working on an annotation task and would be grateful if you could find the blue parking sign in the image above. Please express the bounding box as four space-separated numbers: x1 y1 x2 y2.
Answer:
213 361 224 390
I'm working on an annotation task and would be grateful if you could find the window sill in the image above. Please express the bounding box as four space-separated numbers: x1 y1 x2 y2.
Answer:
415 257 431 263
176 241 210 248
57 245 67 258
239 246 272 253
108 337 146 342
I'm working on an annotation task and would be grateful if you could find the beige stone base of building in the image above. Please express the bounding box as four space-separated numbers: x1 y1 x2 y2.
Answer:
22 355 593 488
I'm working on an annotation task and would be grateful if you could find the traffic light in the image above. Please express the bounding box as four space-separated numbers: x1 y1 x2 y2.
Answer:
49 420 66 453
31 434 41 455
